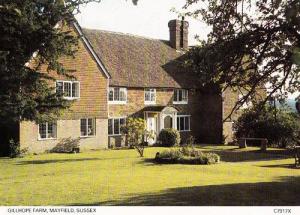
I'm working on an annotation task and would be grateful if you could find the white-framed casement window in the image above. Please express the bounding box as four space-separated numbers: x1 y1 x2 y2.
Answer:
144 88 156 105
177 115 191 132
80 118 96 137
56 80 80 100
173 89 188 104
38 122 57 140
108 118 126 136
108 87 127 104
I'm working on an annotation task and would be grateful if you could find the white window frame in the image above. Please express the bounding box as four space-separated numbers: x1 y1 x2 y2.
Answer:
176 115 191 132
38 122 57 140
173 89 188 104
144 88 156 105
80 118 96 138
108 87 127 104
108 117 126 136
56 80 80 100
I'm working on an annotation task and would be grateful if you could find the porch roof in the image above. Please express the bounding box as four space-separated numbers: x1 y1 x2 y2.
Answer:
142 105 178 113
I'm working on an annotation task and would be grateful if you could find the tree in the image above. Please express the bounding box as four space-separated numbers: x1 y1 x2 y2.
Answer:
0 0 137 142
121 117 154 157
234 103 300 148
182 0 300 118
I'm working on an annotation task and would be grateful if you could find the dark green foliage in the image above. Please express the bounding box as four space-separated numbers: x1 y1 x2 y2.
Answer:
234 104 300 148
8 139 20 158
158 128 181 147
0 0 106 145
49 137 80 153
183 0 300 118
8 139 28 158
155 147 220 165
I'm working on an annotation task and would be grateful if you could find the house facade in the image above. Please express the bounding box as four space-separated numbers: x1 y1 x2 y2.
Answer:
19 19 240 153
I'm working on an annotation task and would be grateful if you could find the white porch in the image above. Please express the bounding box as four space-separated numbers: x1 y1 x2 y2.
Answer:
143 106 178 145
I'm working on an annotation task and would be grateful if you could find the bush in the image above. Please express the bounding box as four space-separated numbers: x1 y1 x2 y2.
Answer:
9 139 28 158
50 137 80 153
234 104 300 148
158 128 181 147
155 147 220 165
121 117 150 157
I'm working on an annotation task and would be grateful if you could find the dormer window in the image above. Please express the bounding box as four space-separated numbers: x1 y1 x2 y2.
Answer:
56 81 80 100
108 87 127 104
144 88 156 105
173 89 188 104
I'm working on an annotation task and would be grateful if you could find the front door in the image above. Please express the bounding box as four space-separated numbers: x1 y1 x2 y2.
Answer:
146 116 157 145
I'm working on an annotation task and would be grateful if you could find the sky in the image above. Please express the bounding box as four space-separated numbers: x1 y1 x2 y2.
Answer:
76 0 209 45
75 0 298 100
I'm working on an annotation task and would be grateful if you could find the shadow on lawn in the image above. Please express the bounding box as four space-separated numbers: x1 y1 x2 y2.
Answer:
16 157 104 165
143 147 292 164
209 149 291 162
69 176 300 206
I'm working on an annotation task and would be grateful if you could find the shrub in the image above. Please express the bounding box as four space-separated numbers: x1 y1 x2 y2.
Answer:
50 137 80 153
155 147 220 165
121 117 154 157
9 139 28 158
234 104 300 148
158 128 180 147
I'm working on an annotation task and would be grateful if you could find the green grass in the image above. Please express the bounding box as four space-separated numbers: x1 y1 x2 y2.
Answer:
0 146 300 206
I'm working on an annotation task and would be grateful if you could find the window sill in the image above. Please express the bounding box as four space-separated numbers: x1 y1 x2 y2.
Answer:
63 97 80 101
173 101 188 105
80 135 96 138
38 138 57 141
144 101 156 105
108 101 127 105
178 130 191 132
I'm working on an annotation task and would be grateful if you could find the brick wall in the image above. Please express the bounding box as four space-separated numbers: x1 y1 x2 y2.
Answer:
109 87 222 145
20 26 109 153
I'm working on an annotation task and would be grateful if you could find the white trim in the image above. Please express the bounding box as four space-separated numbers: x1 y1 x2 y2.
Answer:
73 21 111 79
108 117 126 136
108 87 127 104
173 101 188 105
173 89 189 104
176 115 191 132
108 101 127 105
144 88 156 105
56 80 80 100
37 122 57 141
80 118 96 138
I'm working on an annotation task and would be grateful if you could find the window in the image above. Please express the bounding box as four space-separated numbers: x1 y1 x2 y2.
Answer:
108 118 126 136
56 81 80 99
144 88 156 104
38 122 57 140
173 89 188 104
80 118 96 137
177 115 190 131
108 87 127 104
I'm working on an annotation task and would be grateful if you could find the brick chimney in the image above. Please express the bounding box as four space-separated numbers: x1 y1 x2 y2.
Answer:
168 17 189 50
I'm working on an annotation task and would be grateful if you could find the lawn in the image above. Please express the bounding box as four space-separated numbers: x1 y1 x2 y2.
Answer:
0 146 300 206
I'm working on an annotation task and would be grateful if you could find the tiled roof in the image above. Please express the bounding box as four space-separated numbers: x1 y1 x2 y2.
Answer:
82 28 199 88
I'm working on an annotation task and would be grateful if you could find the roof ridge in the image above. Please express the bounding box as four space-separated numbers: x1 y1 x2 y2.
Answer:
82 27 168 42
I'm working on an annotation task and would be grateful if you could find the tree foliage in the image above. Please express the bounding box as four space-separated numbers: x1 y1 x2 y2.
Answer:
0 0 138 125
121 117 153 157
0 0 100 125
234 104 300 148
183 0 300 117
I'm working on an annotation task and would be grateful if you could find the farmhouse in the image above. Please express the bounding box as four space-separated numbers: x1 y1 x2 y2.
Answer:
19 19 240 153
